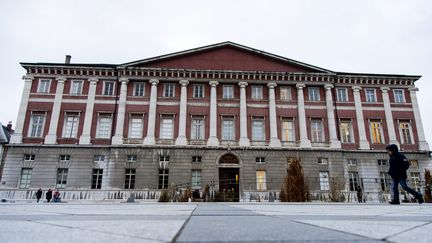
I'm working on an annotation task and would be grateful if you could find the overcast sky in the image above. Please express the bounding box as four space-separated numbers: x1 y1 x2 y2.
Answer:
0 0 431 146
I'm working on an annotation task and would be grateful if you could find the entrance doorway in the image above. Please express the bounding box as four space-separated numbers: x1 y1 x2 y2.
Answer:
218 168 240 202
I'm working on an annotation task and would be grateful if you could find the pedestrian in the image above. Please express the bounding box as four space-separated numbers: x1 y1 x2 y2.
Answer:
356 185 363 203
53 189 61 203
36 188 42 203
46 189 52 203
386 144 424 204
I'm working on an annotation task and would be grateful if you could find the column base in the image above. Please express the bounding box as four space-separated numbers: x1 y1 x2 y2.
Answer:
112 136 124 145
143 136 156 145
10 134 23 144
207 137 219 147
358 140 370 150
79 135 92 145
269 138 281 147
418 141 430 151
239 137 250 147
299 139 311 148
329 140 341 149
175 136 188 146
44 134 57 144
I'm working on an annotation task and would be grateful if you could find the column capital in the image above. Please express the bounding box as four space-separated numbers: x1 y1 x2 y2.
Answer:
267 82 277 88
179 79 189 86
238 81 248 88
408 87 419 92
351 86 362 92
88 77 99 84
119 77 129 84
56 76 67 83
296 83 306 89
149 79 159 85
380 87 390 92
209 80 219 87
324 83 334 90
22 75 34 82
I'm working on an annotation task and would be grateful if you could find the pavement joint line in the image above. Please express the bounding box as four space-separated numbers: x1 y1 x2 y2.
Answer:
171 204 199 243
382 221 432 241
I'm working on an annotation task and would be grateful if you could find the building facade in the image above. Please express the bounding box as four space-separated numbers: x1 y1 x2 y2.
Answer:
1 42 430 201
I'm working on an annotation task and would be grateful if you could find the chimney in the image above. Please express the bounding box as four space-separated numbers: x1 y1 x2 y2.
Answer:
65 55 71 64
7 121 12 132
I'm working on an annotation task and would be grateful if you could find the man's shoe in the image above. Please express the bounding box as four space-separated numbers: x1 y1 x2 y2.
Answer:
389 200 400 205
417 194 424 204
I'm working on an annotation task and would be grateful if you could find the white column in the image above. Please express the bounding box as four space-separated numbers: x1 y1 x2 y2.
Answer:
143 79 159 145
352 86 370 150
10 75 34 144
380 87 399 146
175 79 189 146
296 84 311 148
45 76 67 144
409 87 430 151
112 77 129 145
324 84 341 149
267 82 281 147
207 81 219 146
238 81 250 147
79 78 98 144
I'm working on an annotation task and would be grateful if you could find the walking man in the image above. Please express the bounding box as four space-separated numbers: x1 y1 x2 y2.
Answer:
386 144 424 204
46 189 52 203
36 188 42 203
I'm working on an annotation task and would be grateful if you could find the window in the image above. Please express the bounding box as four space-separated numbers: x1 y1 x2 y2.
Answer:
163 83 175 97
193 84 204 98
339 120 353 143
378 159 387 166
62 113 79 138
191 170 202 188
24 154 35 162
159 156 170 173
192 156 202 163
222 117 235 140
160 116 174 139
347 159 357 166
222 85 234 99
380 172 391 192
124 169 136 189
336 88 348 102
158 169 169 189
256 157 265 163
318 158 328 164
393 89 405 103
19 168 32 189
70 80 83 95
399 121 413 144
348 172 359 191
191 116 205 140
311 119 324 142
56 168 68 189
94 155 105 163
410 172 421 191
365 89 376 102
91 169 103 189
319 171 330 190
308 87 320 101
280 87 291 101
251 86 263 100
281 119 295 142
409 160 418 167
29 113 45 137
370 120 384 144
96 114 112 138
37 79 51 93
59 155 70 162
256 171 267 190
133 82 145 96
126 155 137 163
103 81 115 96
252 118 265 141
129 115 144 139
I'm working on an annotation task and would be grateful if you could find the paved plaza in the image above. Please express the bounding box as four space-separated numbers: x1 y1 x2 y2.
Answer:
0 202 431 243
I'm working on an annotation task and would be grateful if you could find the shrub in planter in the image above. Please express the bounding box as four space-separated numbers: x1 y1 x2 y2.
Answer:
159 189 170 202
425 169 432 203
280 159 310 202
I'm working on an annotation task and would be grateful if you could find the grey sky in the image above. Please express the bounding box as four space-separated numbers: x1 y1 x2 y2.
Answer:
1 0 431 146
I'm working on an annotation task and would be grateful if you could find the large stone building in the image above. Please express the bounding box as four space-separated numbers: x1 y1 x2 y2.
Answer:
1 42 430 201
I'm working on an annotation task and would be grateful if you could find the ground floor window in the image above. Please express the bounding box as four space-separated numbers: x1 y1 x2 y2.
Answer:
380 172 391 192
91 169 103 189
124 169 136 189
19 168 32 189
56 168 68 189
256 171 267 191
158 169 169 189
410 172 421 192
348 172 359 191
191 170 202 188
319 171 329 191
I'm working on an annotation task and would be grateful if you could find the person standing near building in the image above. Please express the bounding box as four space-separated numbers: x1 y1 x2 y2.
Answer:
46 189 52 203
53 189 61 203
386 144 424 204
36 188 42 203
356 186 363 203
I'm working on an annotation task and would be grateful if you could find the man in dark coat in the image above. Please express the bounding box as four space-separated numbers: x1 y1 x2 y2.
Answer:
386 144 424 204
36 188 42 203
46 189 52 203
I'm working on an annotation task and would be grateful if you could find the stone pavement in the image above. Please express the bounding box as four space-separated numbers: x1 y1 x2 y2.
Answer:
0 202 431 243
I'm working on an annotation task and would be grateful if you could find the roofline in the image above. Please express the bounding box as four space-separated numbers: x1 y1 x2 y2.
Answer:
336 72 421 80
20 63 117 69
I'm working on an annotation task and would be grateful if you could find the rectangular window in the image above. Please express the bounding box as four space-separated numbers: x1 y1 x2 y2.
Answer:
380 172 391 192
160 116 174 139
124 169 136 189
103 81 115 96
191 116 205 140
222 85 234 99
319 171 330 191
96 114 112 138
318 158 328 164
348 172 359 191
62 113 79 138
256 171 267 190
251 86 263 100
94 155 105 163
393 89 405 103
410 160 418 167
70 80 83 95
399 121 413 144
163 83 175 97
281 119 295 142
339 120 353 143
24 154 35 162
191 170 202 188
252 118 265 141
256 157 265 163
311 119 324 142
133 82 145 96
308 87 320 101
29 114 45 137
336 88 348 102
91 169 103 189
126 155 137 163
378 159 387 166
59 155 70 162
129 115 144 139
56 168 68 189
365 89 376 102
19 168 32 189
370 120 384 144
410 172 421 191
193 84 204 98
280 87 291 101
158 169 169 189
347 159 357 166
222 117 235 140
37 79 51 93
192 156 202 163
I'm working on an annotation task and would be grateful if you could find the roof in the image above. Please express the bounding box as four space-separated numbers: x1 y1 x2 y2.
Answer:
0 123 12 144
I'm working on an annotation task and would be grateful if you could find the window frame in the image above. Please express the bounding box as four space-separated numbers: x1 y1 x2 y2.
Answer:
365 88 377 102
28 113 46 138
251 85 263 100
91 169 103 189
191 116 205 140
348 172 359 191
159 115 174 139
19 168 33 189
193 84 204 98
311 119 324 142
339 119 354 143
256 170 267 191
56 168 68 189
96 114 113 139
279 86 291 101
222 85 234 99
336 88 348 102
102 81 115 96
70 80 84 95
393 89 405 103
37 79 51 93
133 82 145 97
399 120 414 144
158 169 169 189
124 169 136 189
370 120 384 144
191 169 202 188
62 112 80 138
319 171 330 191
221 116 235 141
308 87 320 101
252 117 265 141
163 83 175 98
128 115 144 139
